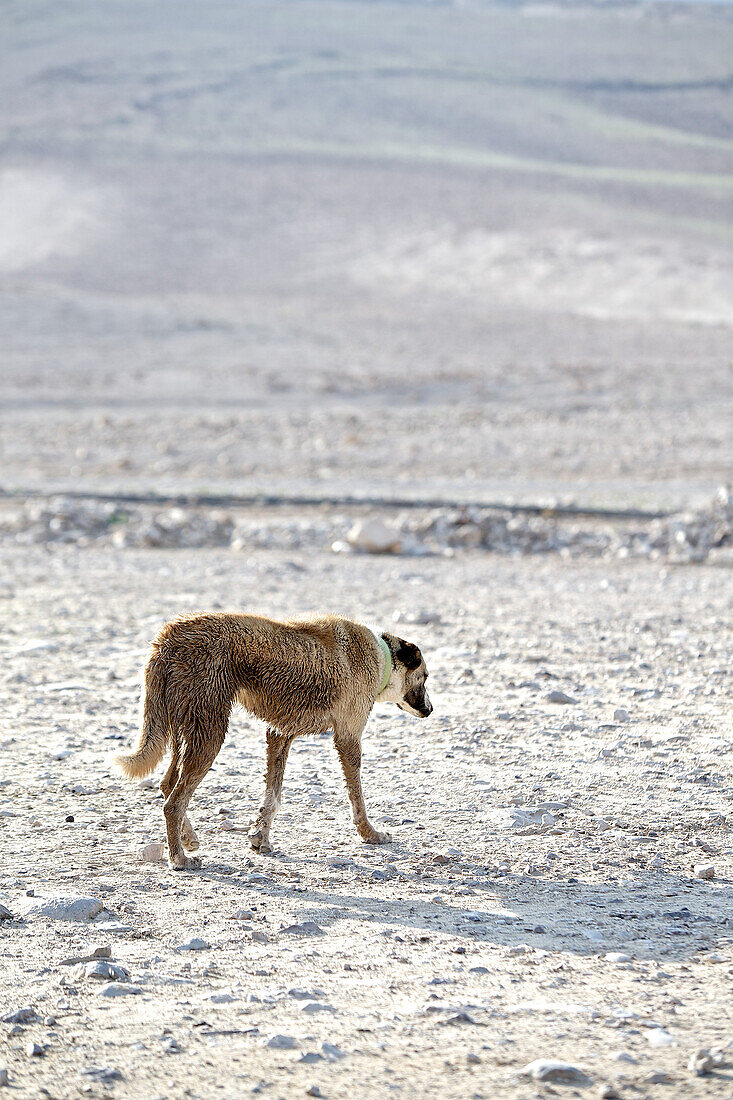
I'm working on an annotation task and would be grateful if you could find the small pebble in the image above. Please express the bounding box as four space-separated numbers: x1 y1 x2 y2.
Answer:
266 1034 297 1050
0 1067 7 1086
280 921 323 937
546 691 578 705
96 983 142 998
301 1001 335 1014
176 938 209 951
646 1028 674 1047
694 864 715 881
522 1059 589 1084
79 1067 123 1083
688 1049 716 1076
26 1042 43 1057
321 1043 345 1060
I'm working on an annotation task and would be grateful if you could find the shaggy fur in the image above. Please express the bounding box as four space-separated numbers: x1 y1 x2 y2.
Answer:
117 613 431 869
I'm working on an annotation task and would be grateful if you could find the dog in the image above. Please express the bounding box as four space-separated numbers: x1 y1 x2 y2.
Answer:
117 612 432 869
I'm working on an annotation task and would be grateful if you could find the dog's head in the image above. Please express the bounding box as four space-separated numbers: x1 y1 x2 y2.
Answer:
378 632 432 718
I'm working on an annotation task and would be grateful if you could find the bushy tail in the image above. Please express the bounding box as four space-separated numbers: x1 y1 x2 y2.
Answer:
116 650 170 778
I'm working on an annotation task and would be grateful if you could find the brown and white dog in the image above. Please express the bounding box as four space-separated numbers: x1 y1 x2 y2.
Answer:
117 613 432 869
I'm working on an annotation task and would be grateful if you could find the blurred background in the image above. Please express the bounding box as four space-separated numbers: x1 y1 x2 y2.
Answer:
1 0 731 511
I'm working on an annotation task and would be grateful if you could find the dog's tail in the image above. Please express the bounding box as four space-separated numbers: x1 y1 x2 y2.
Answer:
116 649 170 779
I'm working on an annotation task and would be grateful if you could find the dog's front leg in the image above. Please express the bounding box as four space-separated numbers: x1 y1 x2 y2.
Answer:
333 726 391 845
249 727 294 855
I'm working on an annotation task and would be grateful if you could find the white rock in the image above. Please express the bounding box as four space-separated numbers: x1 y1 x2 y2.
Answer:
613 708 630 722
231 909 255 920
321 1042 345 1060
17 894 104 922
15 640 59 655
604 952 632 964
646 1028 674 1047
490 807 554 830
96 983 142 998
141 842 166 862
83 961 129 982
522 1060 589 1083
688 1049 718 1076
694 864 715 880
176 937 210 951
345 518 403 554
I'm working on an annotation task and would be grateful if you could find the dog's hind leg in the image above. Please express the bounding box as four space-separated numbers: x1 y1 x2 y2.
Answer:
164 734 224 870
334 725 391 845
249 728 294 855
160 741 199 853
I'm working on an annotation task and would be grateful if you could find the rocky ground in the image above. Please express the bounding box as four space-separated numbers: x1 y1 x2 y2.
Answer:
1 541 732 1098
2 2 733 1096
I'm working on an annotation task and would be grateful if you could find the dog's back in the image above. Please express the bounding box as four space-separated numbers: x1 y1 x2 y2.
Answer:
117 613 379 780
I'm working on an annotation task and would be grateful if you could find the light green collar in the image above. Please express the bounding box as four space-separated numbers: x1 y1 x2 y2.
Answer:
374 633 392 694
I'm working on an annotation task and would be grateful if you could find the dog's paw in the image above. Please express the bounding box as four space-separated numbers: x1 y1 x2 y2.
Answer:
363 830 392 845
249 828 273 855
181 832 200 853
169 854 202 871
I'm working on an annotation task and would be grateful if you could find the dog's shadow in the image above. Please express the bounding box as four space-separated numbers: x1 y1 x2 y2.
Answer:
193 846 733 965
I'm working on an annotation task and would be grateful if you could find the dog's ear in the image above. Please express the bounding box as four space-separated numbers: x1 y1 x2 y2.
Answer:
395 639 422 671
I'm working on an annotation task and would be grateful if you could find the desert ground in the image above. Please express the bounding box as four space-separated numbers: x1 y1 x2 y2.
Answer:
1 1 732 1098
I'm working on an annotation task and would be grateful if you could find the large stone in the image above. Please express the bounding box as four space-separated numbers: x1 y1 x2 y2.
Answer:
16 895 105 922
345 518 403 554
